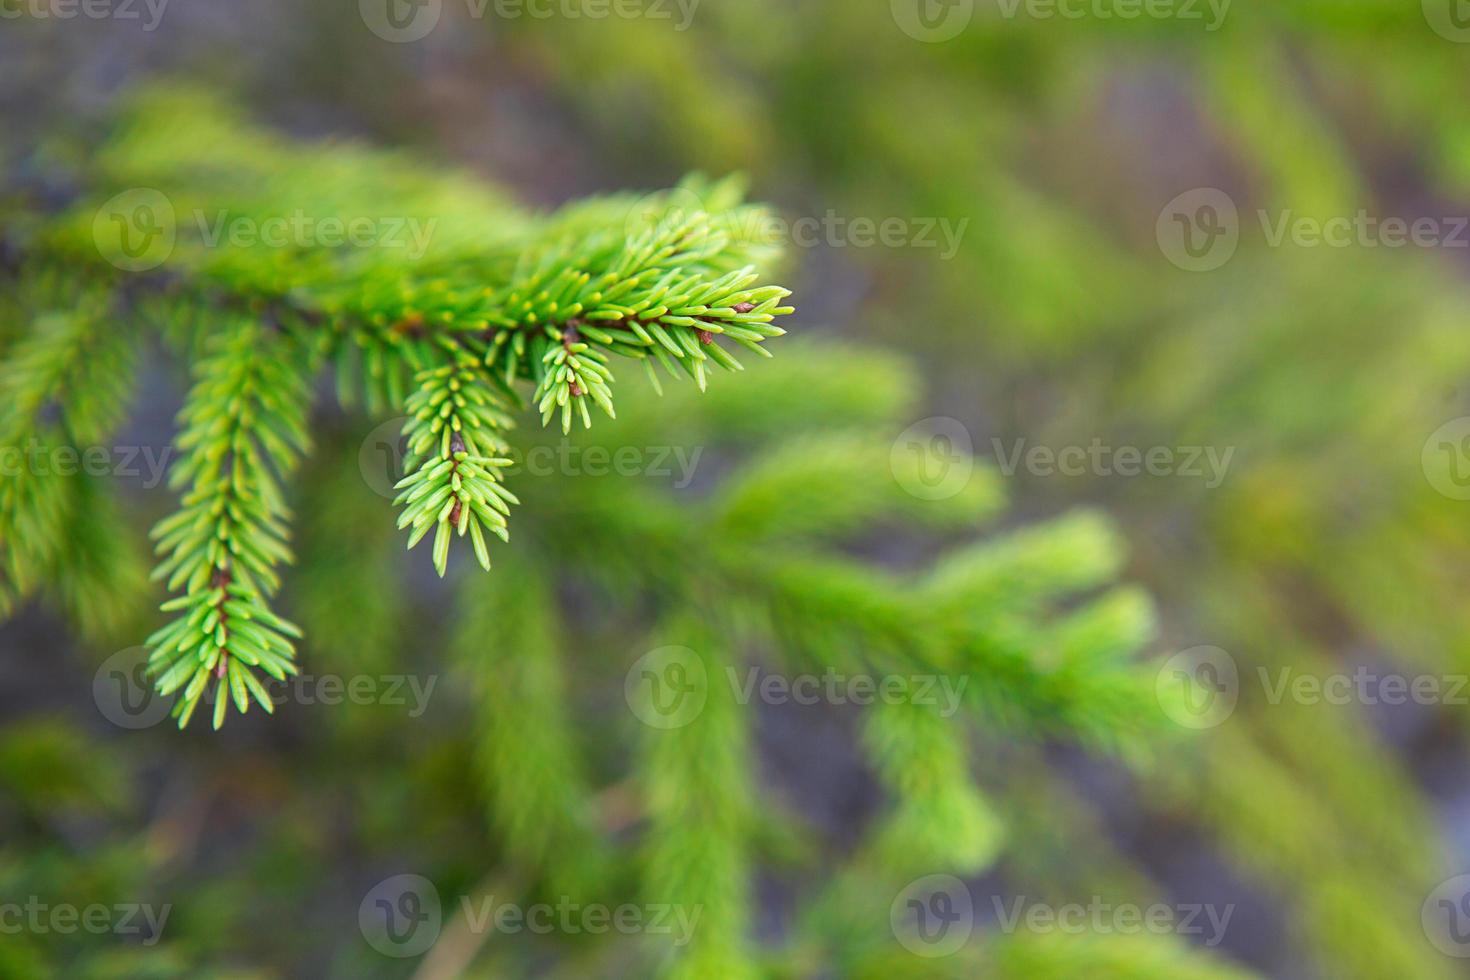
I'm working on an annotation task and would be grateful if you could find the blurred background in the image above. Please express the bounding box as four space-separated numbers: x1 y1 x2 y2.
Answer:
5 1 1470 977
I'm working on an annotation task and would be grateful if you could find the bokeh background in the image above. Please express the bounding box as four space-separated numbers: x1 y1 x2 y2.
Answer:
5 1 1470 977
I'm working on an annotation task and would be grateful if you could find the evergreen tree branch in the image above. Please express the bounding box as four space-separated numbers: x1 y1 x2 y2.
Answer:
638 619 756 980
862 700 1004 876
393 348 518 576
145 319 314 728
0 282 136 615
455 559 613 899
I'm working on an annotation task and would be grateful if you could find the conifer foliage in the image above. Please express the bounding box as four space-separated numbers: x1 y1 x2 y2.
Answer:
4 86 792 728
0 84 1266 980
145 320 314 730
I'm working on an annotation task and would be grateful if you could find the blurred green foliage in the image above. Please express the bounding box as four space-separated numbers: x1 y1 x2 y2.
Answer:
485 4 1470 978
4 2 1470 977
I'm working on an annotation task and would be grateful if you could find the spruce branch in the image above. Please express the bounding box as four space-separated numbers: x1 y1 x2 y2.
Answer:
145 319 313 729
455 559 613 899
43 475 150 642
862 699 1004 876
393 350 518 576
0 281 135 615
639 619 757 980
4 86 796 724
